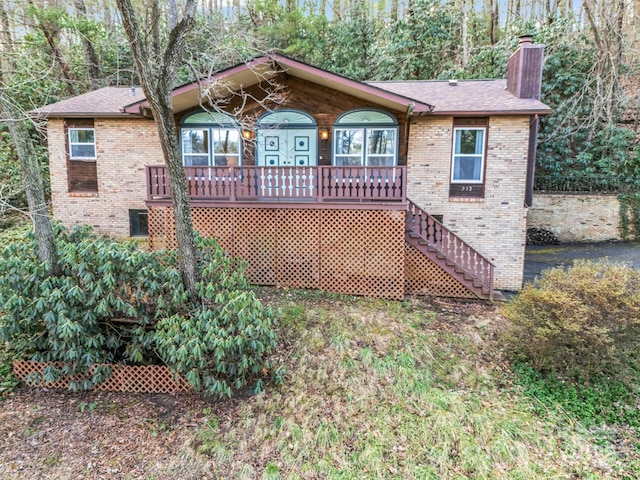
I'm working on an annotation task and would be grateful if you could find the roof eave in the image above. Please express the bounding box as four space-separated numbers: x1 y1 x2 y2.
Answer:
426 108 552 116
269 53 434 113
32 112 146 119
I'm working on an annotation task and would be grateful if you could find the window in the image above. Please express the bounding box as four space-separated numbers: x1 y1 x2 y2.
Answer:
450 119 488 198
335 129 363 166
182 129 209 166
129 209 148 237
68 128 96 159
451 128 485 183
333 109 398 167
212 129 240 166
181 111 241 167
65 119 97 193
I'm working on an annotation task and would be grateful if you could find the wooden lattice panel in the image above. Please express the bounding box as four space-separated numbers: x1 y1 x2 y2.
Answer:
320 210 405 299
150 206 479 299
148 207 177 250
234 209 277 285
404 244 476 298
13 360 191 393
276 209 321 289
192 208 236 252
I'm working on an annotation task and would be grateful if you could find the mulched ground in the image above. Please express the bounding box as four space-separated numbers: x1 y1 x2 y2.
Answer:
0 387 220 479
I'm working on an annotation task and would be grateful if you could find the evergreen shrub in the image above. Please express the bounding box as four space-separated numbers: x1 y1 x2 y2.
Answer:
0 225 280 397
503 260 640 380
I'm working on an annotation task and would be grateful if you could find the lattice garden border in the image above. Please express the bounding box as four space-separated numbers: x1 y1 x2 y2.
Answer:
13 360 192 394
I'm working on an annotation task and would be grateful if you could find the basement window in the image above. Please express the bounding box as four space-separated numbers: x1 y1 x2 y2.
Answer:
129 209 148 237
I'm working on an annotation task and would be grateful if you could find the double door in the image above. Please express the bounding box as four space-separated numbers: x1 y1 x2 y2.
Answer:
256 128 317 167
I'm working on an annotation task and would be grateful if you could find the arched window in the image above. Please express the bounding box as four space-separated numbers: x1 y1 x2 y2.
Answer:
180 110 241 166
333 109 398 167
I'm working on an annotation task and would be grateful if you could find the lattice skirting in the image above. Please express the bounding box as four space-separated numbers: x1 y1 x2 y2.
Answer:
13 360 191 394
149 207 406 299
404 244 476 298
149 207 477 299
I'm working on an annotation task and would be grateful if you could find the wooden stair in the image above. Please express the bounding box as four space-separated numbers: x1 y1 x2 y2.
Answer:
405 199 496 300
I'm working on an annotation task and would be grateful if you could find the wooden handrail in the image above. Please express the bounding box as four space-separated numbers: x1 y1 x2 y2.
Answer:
406 199 494 298
146 165 406 203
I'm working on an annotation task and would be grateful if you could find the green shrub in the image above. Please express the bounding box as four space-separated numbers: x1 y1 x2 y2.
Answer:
0 225 280 397
503 260 640 380
0 345 19 399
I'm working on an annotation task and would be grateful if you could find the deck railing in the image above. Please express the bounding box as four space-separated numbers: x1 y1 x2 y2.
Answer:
147 165 406 203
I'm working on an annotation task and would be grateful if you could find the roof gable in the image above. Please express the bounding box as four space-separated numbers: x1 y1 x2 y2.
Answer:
121 54 434 116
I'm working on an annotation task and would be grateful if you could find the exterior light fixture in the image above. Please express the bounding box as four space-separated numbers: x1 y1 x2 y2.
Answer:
320 128 329 141
242 130 254 140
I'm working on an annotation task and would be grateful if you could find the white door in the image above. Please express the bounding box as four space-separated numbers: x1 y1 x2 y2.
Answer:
257 128 317 167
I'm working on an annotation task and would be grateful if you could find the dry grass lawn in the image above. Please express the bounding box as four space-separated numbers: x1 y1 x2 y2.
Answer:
0 289 632 479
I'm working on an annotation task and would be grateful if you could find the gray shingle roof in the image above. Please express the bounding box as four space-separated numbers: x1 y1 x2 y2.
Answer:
33 76 551 119
31 87 144 118
368 79 551 115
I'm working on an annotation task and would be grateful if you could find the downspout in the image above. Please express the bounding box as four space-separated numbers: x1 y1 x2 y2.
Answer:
402 102 415 168
402 102 416 204
524 114 539 207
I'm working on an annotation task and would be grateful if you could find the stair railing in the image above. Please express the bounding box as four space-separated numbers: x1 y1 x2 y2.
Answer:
406 199 494 298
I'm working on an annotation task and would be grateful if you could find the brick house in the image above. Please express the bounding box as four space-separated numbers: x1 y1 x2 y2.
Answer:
34 38 550 300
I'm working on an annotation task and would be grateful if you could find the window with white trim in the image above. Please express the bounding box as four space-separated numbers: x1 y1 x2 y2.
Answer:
449 118 488 199
333 109 398 167
451 128 485 183
68 128 96 159
180 111 241 167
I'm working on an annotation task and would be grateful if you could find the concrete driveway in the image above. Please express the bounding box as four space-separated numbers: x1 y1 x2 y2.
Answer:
523 241 640 285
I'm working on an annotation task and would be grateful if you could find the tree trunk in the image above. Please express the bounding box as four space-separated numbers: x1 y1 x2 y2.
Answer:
74 0 101 89
27 0 76 96
116 0 200 296
0 1 13 65
0 96 60 275
460 0 468 69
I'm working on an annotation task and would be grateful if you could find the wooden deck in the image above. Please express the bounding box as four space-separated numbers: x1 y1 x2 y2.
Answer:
146 165 406 207
145 165 496 300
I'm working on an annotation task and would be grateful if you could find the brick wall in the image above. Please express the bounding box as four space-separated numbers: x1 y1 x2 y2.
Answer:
406 115 530 290
48 117 161 238
529 194 623 242
48 114 531 292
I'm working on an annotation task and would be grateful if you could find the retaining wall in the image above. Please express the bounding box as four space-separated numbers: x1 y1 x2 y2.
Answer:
529 194 623 242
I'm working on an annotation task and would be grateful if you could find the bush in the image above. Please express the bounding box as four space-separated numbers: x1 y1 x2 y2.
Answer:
503 260 640 380
0 225 280 397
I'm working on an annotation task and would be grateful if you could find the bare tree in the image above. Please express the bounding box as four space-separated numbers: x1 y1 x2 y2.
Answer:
115 0 200 295
26 0 77 96
74 0 101 89
0 2 59 273
582 0 626 136
0 97 60 275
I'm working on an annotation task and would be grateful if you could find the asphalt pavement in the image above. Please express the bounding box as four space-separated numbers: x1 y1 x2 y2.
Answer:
523 240 640 285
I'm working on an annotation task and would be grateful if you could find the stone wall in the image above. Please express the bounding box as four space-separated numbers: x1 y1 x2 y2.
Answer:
406 115 530 291
528 194 623 242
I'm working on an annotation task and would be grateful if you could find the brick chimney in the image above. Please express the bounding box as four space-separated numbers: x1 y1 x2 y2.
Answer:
506 35 545 100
